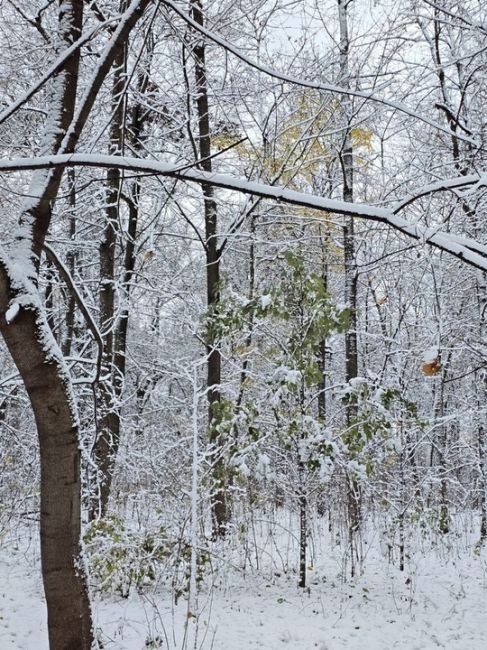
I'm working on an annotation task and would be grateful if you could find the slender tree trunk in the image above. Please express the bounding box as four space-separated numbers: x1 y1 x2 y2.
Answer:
45 261 57 335
191 0 228 538
91 17 127 519
432 361 450 534
91 14 151 518
318 231 329 421
298 465 307 589
236 214 256 410
338 0 360 576
477 279 487 542
430 9 486 541
479 416 487 542
62 170 78 357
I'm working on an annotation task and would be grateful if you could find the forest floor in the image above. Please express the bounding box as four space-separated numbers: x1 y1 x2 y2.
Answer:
1 515 486 649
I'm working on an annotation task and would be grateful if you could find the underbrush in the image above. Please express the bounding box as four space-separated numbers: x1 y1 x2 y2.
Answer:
83 514 209 600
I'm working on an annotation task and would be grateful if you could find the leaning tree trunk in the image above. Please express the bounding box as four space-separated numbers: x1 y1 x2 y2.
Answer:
0 1 151 644
0 2 95 647
0 273 94 649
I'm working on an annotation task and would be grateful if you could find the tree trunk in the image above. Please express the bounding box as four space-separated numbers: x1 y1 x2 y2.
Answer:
62 170 78 358
91 11 150 518
338 0 360 577
91 17 127 519
477 278 487 543
0 269 94 650
298 480 307 589
0 1 151 642
0 2 95 646
191 0 229 538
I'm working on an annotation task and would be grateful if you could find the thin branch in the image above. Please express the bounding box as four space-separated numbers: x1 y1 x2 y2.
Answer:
42 242 103 385
161 0 479 146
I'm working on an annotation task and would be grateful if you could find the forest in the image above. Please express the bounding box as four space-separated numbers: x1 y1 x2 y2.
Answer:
0 1 486 648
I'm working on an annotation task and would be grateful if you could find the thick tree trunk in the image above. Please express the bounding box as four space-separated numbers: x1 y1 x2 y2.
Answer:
0 268 94 650
0 1 151 642
0 3 95 647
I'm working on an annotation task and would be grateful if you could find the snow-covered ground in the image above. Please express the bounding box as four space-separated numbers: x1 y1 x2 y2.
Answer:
1 518 486 649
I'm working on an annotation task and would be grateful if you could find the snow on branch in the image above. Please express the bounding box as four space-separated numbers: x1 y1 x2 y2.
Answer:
0 153 486 271
391 174 482 214
160 0 479 147
43 243 103 384
58 0 152 156
0 14 122 128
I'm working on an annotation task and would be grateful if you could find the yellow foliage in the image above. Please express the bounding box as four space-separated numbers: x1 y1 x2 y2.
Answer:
350 126 373 151
212 92 373 189
211 133 242 151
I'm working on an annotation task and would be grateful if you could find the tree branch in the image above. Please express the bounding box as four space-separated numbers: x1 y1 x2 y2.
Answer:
1 153 486 271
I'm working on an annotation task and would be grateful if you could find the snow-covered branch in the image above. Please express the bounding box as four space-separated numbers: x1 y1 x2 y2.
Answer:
161 0 479 146
0 14 121 128
1 153 486 271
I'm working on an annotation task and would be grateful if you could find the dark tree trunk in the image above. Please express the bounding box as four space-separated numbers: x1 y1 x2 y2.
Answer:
62 170 78 358
0 3 95 647
91 9 149 518
0 2 151 643
0 271 94 650
91 24 127 518
191 0 229 538
298 461 307 589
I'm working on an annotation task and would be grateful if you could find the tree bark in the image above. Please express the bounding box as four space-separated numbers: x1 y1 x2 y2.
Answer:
62 170 78 357
0 3 96 647
190 0 229 538
0 1 151 643
338 0 360 577
0 267 94 649
91 6 128 519
91 38 151 518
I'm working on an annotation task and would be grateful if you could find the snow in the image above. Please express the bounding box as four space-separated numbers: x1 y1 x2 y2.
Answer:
0 15 121 129
5 302 19 324
162 0 478 147
1 520 487 649
273 365 302 386
1 154 486 272
0 245 80 425
348 376 368 389
422 347 439 363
